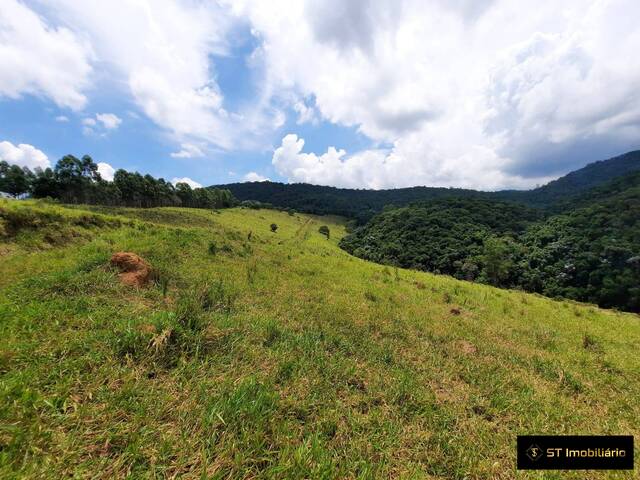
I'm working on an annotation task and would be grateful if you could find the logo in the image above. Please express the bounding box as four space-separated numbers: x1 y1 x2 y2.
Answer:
526 444 543 462
517 435 634 470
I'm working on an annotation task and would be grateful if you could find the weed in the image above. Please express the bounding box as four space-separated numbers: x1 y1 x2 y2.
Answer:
364 291 378 302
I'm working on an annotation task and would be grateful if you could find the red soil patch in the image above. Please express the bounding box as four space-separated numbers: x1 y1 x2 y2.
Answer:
110 252 152 287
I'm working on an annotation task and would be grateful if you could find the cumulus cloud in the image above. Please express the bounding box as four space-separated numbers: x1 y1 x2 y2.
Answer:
231 0 640 188
82 113 122 135
293 100 318 125
96 113 122 130
171 177 202 189
5 0 640 189
272 134 554 190
171 143 205 159
97 162 115 181
0 0 92 110
55 115 69 122
42 0 284 151
0 141 50 170
243 171 270 182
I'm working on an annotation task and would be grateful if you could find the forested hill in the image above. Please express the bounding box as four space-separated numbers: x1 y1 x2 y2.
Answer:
340 171 640 312
494 150 640 206
213 150 640 221
210 181 483 223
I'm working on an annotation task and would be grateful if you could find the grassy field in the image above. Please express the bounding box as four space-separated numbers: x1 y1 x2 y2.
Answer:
0 199 638 479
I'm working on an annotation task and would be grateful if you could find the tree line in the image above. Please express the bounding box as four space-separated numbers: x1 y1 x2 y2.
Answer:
0 155 236 210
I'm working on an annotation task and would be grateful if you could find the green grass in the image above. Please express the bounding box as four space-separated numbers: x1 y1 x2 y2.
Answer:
0 199 638 479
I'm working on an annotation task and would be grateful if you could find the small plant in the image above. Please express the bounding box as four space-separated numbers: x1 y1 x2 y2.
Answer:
270 223 278 233
364 291 378 302
582 334 602 352
152 270 170 298
247 261 258 284
318 225 330 239
200 279 236 314
208 241 217 255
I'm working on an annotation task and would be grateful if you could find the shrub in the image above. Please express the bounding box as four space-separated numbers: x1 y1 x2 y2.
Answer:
318 225 330 239
270 223 278 233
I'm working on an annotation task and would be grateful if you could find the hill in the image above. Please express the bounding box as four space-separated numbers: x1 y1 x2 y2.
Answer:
213 150 640 221
212 181 484 224
340 172 640 312
1 200 638 478
496 150 640 207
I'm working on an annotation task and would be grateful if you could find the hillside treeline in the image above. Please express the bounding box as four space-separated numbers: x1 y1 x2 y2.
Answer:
0 155 236 209
340 173 640 312
217 151 640 223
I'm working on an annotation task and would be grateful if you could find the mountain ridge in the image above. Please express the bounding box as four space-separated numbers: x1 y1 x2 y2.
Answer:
212 150 640 221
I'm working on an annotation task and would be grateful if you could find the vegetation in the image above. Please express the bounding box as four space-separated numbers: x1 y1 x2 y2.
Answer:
340 173 640 312
215 150 640 222
1 155 236 210
318 225 330 239
0 200 638 479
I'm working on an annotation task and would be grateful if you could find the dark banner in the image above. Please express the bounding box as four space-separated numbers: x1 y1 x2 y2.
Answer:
517 435 634 470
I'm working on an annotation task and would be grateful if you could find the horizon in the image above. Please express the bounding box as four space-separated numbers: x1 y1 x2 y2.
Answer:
1 1 640 191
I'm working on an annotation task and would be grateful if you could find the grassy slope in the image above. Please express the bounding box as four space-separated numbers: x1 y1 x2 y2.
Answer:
0 200 638 479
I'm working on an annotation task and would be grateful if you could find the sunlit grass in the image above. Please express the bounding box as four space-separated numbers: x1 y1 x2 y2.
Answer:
0 200 638 478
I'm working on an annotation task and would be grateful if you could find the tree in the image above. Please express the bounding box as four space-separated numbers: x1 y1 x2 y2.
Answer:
480 236 514 287
318 225 330 239
0 161 31 197
270 223 278 233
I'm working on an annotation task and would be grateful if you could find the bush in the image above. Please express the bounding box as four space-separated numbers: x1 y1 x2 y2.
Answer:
318 225 330 239
270 223 278 233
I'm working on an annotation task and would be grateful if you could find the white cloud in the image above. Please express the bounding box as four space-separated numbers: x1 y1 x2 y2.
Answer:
96 113 122 130
231 0 640 188
82 113 121 135
0 141 50 170
55 115 69 122
171 177 202 189
97 162 115 181
272 134 554 190
43 0 282 151
5 0 640 189
243 171 270 182
171 143 205 158
0 0 92 110
293 100 318 125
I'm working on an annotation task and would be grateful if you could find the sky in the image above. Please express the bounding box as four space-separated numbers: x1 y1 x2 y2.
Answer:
1 0 639 191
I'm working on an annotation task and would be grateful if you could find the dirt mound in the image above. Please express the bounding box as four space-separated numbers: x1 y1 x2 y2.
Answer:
110 252 152 287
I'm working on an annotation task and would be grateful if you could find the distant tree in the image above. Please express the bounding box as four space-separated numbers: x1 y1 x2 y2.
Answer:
480 236 514 287
270 223 278 233
318 225 330 239
24 154 237 211
0 161 31 197
31 167 60 198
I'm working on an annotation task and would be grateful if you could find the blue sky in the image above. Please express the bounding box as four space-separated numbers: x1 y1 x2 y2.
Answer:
1 0 639 190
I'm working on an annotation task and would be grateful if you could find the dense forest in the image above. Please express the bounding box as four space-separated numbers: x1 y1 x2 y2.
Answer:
340 172 640 312
0 155 236 209
216 150 640 222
